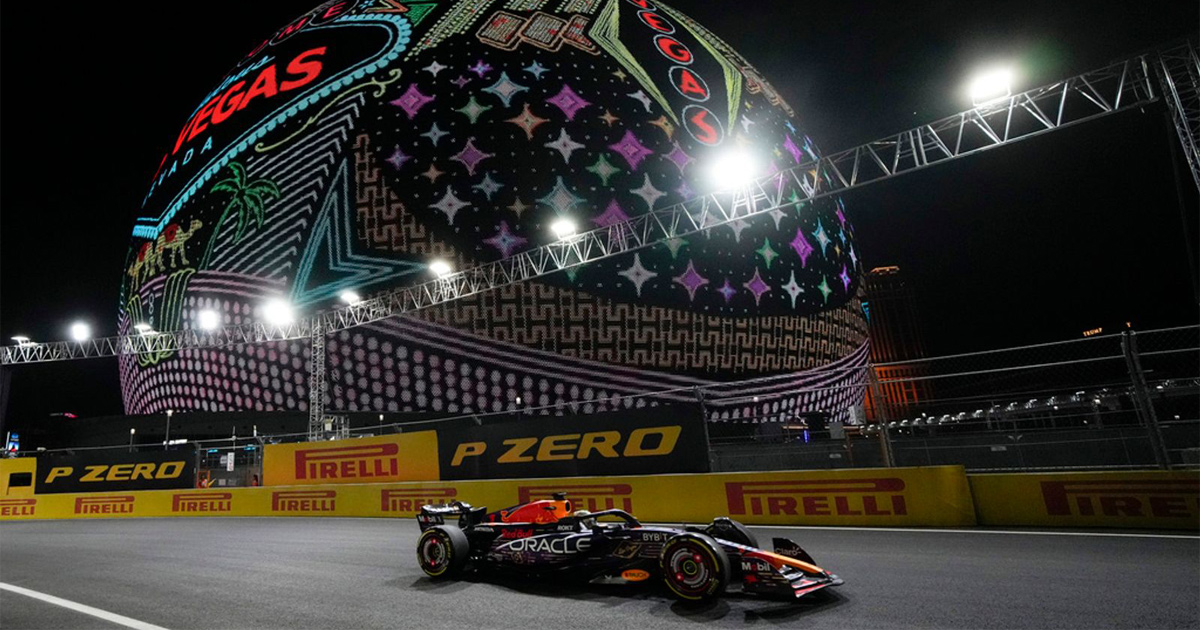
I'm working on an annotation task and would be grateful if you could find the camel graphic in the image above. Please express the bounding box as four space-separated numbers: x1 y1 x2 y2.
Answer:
127 219 203 290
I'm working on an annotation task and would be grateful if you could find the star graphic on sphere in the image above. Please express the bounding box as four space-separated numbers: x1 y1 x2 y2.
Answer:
849 245 858 268
455 96 492 124
648 115 675 138
744 268 771 306
727 219 750 243
786 119 798 134
423 60 448 77
390 84 434 119
739 114 755 133
839 265 852 292
677 181 695 199
768 207 787 229
473 173 503 200
484 220 527 258
630 174 665 210
385 145 410 170
431 187 470 225
546 84 591 121
592 200 630 227
836 199 848 226
613 68 628 81
812 219 832 256
673 260 709 301
598 109 620 126
483 72 528 108
663 237 688 259
468 59 493 78
716 279 738 303
783 134 804 164
538 176 583 215
783 271 804 308
628 90 653 112
665 142 693 174
585 154 622 186
544 128 586 163
508 198 530 218
618 253 657 296
452 137 493 176
791 228 814 267
451 75 471 88
817 276 832 304
524 60 549 79
505 103 549 140
756 238 779 268
421 163 444 183
421 123 449 146
608 130 653 170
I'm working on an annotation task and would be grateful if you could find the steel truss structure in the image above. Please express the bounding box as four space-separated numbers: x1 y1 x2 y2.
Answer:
0 50 1177 439
1156 40 1200 192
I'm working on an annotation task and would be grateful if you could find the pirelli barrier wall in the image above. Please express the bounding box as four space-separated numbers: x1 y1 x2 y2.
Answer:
0 466 973 527
969 471 1200 530
3 458 1196 529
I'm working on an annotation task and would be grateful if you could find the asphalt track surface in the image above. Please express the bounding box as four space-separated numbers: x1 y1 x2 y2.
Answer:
1 518 1197 629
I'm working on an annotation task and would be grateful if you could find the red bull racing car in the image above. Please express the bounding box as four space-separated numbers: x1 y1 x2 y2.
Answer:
415 492 842 603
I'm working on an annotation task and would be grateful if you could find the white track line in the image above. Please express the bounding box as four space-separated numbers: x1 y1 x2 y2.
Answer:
0 582 169 630
645 522 1196 540
742 524 1199 540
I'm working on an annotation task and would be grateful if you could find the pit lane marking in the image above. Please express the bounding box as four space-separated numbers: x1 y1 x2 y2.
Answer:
0 582 169 630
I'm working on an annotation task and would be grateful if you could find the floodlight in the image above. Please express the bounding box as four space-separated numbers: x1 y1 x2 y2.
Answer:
429 260 453 277
11 336 31 346
340 290 362 305
197 309 221 331
261 299 295 326
134 323 156 335
550 218 577 240
706 149 759 190
969 68 1013 106
69 322 91 342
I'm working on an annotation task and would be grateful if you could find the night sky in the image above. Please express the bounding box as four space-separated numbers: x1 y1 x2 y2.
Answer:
1 1 1196 426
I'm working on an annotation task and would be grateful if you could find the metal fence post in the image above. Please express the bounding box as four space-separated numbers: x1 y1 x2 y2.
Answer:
866 365 896 467
1120 331 1170 469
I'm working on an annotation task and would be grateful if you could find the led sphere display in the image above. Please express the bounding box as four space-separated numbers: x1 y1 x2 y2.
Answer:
120 0 868 421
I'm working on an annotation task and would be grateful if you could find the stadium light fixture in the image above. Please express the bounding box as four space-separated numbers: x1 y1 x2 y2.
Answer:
11 335 33 347
261 299 295 326
134 323 157 335
69 322 91 342
706 149 759 191
969 67 1013 106
340 290 362 305
550 218 577 240
197 309 221 331
429 260 453 278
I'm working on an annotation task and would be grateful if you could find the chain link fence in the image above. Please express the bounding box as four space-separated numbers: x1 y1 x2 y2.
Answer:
12 326 1198 480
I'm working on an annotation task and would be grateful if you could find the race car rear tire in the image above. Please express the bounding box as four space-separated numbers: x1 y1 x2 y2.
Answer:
417 525 469 579
659 532 730 603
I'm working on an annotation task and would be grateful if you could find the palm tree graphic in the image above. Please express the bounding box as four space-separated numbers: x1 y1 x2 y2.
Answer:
201 162 281 267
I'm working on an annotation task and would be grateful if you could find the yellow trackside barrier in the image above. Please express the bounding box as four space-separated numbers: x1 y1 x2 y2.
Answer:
0 458 37 498
969 471 1200 530
0 466 976 527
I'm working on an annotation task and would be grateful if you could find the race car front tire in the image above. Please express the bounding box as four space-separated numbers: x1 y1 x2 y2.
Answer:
417 525 469 579
659 532 730 603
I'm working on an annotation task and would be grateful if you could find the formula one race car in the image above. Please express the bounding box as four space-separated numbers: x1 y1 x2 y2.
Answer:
415 493 842 603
